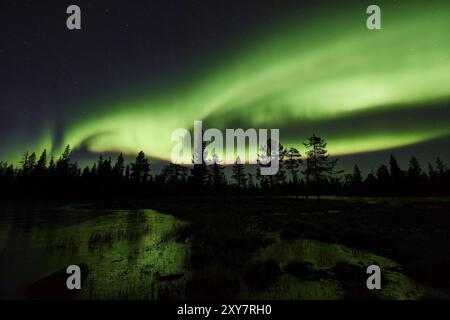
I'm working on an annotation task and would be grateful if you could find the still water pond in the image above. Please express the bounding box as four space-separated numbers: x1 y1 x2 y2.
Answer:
0 206 442 299
0 207 190 299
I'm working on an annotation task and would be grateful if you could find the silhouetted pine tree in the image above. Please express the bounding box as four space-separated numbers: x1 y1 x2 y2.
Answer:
363 172 377 195
389 155 404 194
350 165 363 195
90 163 97 178
407 156 422 178
56 145 72 178
190 141 209 189
302 135 337 199
46 156 56 184
131 151 150 184
285 147 301 184
376 164 390 194
112 153 125 180
257 139 286 195
285 147 302 198
247 172 255 190
34 150 47 177
274 164 286 187
407 156 426 195
428 162 438 194
435 157 448 195
97 156 112 179
256 164 269 192
162 163 188 184
0 162 14 183
231 156 247 189
124 165 130 182
20 151 36 177
82 166 90 180
210 155 226 188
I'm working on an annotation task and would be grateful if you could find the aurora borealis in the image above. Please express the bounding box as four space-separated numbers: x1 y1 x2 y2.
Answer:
1 0 450 168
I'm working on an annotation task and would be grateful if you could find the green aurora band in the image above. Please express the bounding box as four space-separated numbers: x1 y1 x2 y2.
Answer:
5 1 450 164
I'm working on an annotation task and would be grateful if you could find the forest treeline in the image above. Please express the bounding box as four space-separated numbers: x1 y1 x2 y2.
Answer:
0 134 449 201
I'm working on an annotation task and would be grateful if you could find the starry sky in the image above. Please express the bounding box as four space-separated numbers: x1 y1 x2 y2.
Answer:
1 0 449 173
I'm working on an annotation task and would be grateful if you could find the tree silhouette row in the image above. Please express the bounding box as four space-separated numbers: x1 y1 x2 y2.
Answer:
0 135 449 201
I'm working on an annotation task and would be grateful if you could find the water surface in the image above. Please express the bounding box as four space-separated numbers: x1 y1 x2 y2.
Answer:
0 206 190 299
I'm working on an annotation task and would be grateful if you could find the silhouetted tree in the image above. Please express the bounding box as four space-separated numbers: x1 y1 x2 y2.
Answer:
210 155 226 188
407 156 426 194
48 156 56 177
302 135 337 199
285 147 302 198
256 164 269 192
0 162 14 188
247 172 255 189
257 139 286 195
285 147 301 184
231 156 247 189
389 155 404 194
407 157 422 178
376 164 390 194
162 163 188 184
33 150 48 177
350 165 363 195
131 151 150 184
20 151 36 177
112 153 125 180
428 162 438 193
436 157 446 177
97 156 112 179
82 166 90 180
363 171 377 194
56 145 72 178
90 163 97 178
125 165 130 182
190 140 209 189
274 164 287 187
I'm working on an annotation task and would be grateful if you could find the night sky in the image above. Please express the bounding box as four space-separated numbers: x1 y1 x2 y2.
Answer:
1 0 449 173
